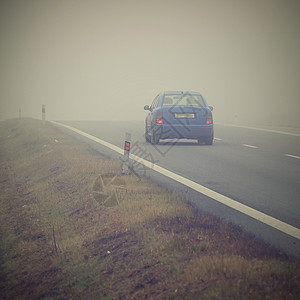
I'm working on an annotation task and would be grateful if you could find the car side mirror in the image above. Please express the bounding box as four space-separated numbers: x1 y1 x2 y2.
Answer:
144 105 150 111
209 106 214 111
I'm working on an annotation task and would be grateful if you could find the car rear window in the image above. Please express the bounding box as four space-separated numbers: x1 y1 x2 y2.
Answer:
162 94 205 107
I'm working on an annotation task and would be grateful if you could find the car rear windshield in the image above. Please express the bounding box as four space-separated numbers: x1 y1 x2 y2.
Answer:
162 94 205 107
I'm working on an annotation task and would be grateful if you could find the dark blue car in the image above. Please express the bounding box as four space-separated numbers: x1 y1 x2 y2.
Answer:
144 91 214 145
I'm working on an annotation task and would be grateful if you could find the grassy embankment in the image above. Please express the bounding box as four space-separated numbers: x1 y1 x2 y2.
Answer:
0 118 299 299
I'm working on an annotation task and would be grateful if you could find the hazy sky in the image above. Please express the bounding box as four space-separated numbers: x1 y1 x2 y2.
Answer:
1 0 299 126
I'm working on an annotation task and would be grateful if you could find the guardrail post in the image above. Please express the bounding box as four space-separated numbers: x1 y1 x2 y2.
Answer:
121 132 131 175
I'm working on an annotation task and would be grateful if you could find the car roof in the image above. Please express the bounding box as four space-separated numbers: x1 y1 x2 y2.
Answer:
162 91 202 95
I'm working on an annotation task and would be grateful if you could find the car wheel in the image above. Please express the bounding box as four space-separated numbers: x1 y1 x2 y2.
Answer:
145 130 151 143
151 130 160 145
204 137 213 145
145 134 151 143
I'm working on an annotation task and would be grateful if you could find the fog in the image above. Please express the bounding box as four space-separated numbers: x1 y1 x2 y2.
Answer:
1 0 299 126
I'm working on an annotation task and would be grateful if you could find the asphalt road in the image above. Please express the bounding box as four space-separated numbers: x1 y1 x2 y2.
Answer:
58 120 300 257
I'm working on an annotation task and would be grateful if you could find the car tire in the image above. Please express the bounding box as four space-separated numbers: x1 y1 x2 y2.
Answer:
204 137 213 145
151 130 160 145
145 134 151 143
145 130 151 143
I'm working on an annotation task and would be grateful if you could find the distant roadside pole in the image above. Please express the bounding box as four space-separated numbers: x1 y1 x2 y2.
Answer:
42 105 46 121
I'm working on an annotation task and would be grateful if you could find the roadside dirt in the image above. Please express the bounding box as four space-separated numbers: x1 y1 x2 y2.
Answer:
0 118 299 299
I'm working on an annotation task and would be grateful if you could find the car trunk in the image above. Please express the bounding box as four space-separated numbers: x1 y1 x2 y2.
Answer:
161 106 208 125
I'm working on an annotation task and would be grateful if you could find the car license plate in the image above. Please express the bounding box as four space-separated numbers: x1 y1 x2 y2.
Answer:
174 113 195 119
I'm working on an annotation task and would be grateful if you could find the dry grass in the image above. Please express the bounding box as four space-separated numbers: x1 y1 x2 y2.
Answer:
0 118 299 299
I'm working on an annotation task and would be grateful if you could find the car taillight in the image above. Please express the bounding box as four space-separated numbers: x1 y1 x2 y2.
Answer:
206 113 213 124
156 112 163 124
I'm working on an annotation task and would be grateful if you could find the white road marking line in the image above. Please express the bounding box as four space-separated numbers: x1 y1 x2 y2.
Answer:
242 144 258 149
216 123 300 137
51 121 300 240
214 137 222 141
51 121 123 155
285 154 300 160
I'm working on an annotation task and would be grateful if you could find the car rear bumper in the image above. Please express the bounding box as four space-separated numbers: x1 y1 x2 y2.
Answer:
154 124 214 139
